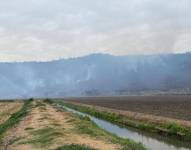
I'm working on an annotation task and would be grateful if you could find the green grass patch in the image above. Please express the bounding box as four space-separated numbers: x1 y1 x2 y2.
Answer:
56 144 97 150
23 127 63 148
164 122 191 139
0 99 32 142
76 115 146 150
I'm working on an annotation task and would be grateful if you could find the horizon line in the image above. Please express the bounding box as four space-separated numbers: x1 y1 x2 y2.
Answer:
0 51 190 63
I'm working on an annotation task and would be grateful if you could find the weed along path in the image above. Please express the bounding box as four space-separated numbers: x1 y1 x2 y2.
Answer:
55 101 191 150
0 101 23 124
1 101 145 150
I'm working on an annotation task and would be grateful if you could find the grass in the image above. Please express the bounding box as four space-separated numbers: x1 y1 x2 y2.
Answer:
76 115 146 150
43 98 53 104
56 144 97 150
23 127 63 148
165 122 191 138
0 99 146 150
56 101 191 141
0 99 32 142
25 127 34 130
50 101 147 150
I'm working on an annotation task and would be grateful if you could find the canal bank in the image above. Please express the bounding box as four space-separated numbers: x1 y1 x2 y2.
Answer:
53 100 191 150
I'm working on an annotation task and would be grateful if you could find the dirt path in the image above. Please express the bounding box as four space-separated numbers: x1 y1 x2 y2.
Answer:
1 101 120 150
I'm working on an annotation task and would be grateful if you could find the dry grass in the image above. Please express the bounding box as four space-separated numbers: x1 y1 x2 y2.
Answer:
0 101 23 124
1 101 120 150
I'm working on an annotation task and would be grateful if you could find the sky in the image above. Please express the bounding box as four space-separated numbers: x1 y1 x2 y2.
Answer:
0 0 191 62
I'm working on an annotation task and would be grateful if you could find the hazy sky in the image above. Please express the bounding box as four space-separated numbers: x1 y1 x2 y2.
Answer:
0 0 191 61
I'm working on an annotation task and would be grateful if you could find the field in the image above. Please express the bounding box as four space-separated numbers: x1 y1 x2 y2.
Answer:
1 97 191 150
64 95 191 121
0 100 146 150
0 101 23 124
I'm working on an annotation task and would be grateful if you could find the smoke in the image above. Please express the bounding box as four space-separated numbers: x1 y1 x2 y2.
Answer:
0 0 191 61
0 53 191 98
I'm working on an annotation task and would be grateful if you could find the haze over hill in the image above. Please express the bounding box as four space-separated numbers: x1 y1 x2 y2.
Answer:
0 52 191 98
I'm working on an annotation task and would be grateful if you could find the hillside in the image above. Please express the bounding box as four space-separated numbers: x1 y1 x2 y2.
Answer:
0 53 191 98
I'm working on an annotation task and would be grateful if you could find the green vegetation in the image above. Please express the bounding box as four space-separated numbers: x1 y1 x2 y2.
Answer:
50 101 147 150
0 99 32 141
22 127 63 147
165 122 191 138
56 101 191 141
35 101 46 107
56 144 96 150
43 98 53 104
76 115 146 150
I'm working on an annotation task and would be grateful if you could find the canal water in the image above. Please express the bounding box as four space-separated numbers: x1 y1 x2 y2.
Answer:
59 105 191 150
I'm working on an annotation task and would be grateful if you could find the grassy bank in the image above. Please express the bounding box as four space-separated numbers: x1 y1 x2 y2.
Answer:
75 115 146 150
0 99 32 142
48 100 147 150
55 100 191 141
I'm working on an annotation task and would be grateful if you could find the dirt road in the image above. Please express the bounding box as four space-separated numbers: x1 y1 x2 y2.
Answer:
1 101 120 150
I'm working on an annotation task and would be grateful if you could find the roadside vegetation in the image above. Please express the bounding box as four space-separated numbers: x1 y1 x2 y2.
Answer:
66 96 191 121
49 100 147 150
0 99 32 144
21 127 64 147
0 100 146 150
0 101 23 124
1 98 191 149
67 112 146 150
56 101 191 141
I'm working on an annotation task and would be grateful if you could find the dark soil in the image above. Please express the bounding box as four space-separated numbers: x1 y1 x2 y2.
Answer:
63 95 191 121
